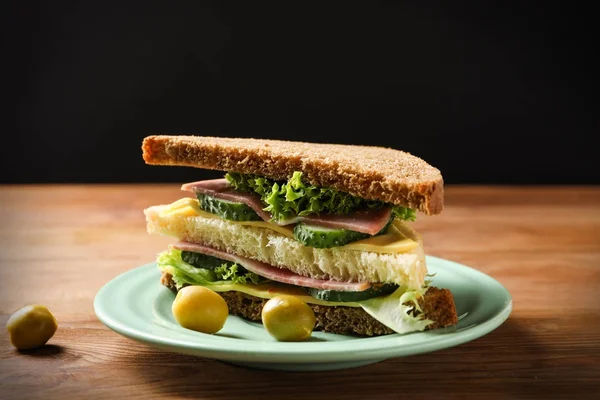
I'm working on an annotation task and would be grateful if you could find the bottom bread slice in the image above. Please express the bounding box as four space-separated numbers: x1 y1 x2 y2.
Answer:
161 272 458 336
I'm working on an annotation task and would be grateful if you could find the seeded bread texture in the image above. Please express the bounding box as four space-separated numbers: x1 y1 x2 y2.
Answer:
145 202 428 289
161 272 458 336
142 135 444 215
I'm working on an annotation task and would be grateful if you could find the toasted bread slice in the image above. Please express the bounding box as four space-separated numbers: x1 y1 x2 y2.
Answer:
142 135 444 215
161 272 458 336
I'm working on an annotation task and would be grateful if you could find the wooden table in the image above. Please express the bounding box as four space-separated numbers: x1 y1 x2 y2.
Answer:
1 185 599 399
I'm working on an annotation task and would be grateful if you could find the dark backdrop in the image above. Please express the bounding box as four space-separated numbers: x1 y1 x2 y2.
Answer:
4 2 597 184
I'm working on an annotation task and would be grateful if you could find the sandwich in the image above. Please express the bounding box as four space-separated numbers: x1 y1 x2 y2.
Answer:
142 135 458 336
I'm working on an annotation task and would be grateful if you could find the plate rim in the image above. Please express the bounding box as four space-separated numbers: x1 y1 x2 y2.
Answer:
94 256 512 364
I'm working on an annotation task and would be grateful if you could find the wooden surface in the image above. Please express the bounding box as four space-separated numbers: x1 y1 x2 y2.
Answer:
0 185 599 399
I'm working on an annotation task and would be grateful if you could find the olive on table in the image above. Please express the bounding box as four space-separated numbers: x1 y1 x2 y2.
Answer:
172 286 229 334
6 304 58 350
261 295 316 341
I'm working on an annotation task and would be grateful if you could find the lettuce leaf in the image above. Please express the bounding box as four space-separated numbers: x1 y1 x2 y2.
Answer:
225 171 415 222
158 249 216 286
213 263 263 285
359 286 433 334
391 206 416 222
157 249 265 289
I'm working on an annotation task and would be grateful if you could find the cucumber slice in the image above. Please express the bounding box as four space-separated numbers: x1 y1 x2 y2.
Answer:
293 216 394 249
307 284 399 302
197 194 261 221
293 224 369 248
181 251 235 270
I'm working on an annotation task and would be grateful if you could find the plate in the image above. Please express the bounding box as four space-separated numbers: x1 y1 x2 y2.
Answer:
94 256 512 371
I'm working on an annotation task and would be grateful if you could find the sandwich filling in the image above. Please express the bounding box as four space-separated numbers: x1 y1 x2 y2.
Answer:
182 172 415 245
149 171 436 334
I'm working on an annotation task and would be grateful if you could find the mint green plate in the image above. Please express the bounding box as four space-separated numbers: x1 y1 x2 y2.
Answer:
94 256 512 371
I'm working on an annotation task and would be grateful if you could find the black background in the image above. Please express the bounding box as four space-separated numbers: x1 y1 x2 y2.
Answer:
4 2 597 184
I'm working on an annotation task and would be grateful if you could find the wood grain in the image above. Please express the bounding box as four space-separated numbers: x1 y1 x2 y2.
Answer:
1 185 599 399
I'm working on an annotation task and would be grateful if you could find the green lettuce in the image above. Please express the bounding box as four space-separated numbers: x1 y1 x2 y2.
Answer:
225 171 416 222
213 263 263 284
157 249 265 289
359 286 433 334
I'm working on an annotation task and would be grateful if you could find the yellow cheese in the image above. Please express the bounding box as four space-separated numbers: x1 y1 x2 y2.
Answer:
162 197 418 254
208 282 361 307
344 221 418 253
235 217 295 237
159 197 203 218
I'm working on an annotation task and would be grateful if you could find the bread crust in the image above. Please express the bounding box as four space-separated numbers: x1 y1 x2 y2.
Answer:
161 272 458 336
142 135 444 215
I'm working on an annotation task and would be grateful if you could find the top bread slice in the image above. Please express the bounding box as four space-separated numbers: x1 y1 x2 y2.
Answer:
142 135 444 215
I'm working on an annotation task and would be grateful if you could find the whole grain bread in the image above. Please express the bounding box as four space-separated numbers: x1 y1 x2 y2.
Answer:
142 135 444 215
161 272 458 336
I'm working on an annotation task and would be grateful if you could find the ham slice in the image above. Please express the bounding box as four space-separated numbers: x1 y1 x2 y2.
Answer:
171 241 371 292
299 207 391 235
181 179 275 222
181 179 392 235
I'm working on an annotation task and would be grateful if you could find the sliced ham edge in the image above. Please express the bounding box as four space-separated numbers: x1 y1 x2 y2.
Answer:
181 179 393 234
171 241 372 292
181 179 277 223
300 206 392 235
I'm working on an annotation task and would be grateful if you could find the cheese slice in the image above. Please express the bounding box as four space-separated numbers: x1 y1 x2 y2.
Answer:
209 282 362 307
160 197 418 254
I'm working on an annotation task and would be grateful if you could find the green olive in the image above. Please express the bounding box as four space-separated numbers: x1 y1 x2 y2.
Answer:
6 305 58 350
172 286 229 334
261 295 316 341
